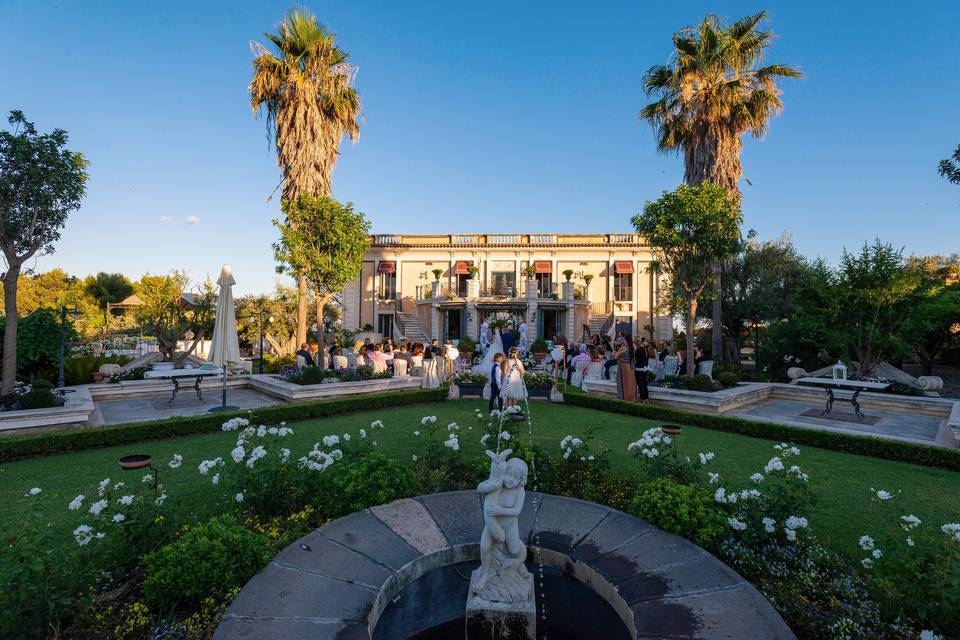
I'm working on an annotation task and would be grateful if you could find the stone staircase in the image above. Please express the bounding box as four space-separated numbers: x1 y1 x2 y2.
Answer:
396 312 429 343
587 313 611 338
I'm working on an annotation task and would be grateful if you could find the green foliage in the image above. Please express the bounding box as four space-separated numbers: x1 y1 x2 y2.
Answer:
450 370 487 385
318 453 419 519
263 353 296 373
564 393 960 472
686 373 715 392
529 337 550 353
286 365 337 385
63 353 131 385
134 272 215 362
0 308 78 383
562 269 574 281
1 386 60 411
456 336 476 353
939 143 960 185
0 388 447 462
84 272 133 319
143 515 272 613
431 268 444 281
717 371 740 388
630 479 727 549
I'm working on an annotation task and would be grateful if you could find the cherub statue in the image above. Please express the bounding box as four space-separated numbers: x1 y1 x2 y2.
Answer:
472 449 530 600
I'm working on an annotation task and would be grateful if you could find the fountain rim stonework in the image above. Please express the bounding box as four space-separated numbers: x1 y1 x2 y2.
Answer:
214 490 795 640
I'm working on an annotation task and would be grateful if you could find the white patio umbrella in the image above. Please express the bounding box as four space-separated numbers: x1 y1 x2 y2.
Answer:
208 264 241 412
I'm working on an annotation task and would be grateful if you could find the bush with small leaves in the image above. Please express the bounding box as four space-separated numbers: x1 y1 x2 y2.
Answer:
629 479 727 550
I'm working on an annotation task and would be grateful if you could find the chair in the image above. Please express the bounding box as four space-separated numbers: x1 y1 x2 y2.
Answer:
393 358 408 376
295 354 307 369
570 359 589 387
658 355 679 380
345 351 358 368
697 360 714 378
582 362 604 390
356 356 367 368
370 359 387 374
333 355 348 370
647 357 659 371
410 355 424 376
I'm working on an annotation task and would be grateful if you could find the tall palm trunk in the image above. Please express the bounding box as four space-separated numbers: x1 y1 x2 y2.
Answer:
2 265 21 394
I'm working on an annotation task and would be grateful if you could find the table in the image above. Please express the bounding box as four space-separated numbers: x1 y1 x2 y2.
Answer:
796 377 891 421
143 367 223 404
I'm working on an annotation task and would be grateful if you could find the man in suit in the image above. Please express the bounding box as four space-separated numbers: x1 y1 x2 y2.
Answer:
489 353 504 413
295 343 315 367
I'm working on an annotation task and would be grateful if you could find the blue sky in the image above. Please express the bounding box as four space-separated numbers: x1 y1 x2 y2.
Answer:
2 1 958 295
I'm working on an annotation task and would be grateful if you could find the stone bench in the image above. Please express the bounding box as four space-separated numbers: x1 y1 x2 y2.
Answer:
215 491 793 639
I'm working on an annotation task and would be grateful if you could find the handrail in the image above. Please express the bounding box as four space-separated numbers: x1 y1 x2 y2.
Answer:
600 310 616 338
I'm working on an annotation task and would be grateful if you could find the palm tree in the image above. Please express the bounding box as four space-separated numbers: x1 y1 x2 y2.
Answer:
250 9 361 343
638 10 801 363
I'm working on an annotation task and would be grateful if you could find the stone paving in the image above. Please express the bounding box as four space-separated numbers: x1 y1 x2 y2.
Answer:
215 491 794 639
94 389 282 425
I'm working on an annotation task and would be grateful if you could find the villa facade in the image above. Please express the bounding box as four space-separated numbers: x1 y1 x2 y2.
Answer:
342 233 674 344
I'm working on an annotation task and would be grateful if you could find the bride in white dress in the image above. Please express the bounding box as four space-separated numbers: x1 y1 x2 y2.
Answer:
473 328 505 377
500 348 528 406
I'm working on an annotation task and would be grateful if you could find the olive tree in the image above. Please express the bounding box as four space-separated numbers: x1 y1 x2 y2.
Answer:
632 183 742 375
0 111 88 393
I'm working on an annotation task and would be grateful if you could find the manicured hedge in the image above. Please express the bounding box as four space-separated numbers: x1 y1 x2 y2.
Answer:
564 392 960 472
0 388 447 463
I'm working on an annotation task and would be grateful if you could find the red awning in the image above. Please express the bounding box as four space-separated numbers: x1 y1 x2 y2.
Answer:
614 261 634 274
377 261 396 274
534 260 552 274
454 260 473 275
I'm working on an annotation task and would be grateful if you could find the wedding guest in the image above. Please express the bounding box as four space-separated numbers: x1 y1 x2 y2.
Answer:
489 353 505 413
615 335 638 402
604 338 626 379
633 336 649 403
295 343 315 368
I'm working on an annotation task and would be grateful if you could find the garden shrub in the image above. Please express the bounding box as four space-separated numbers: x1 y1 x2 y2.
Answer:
64 353 131 385
143 515 272 612
687 373 716 392
529 337 550 353
317 452 419 519
629 479 726 550
456 336 476 353
263 353 296 373
717 371 740 388
0 308 78 383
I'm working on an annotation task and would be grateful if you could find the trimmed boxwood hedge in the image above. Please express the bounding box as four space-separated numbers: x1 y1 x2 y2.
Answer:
0 388 447 463
564 392 960 472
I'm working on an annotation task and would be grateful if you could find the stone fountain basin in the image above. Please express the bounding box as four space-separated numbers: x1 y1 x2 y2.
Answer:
214 491 794 639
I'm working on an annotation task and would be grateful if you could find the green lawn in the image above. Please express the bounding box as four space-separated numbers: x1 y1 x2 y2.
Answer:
1 400 958 559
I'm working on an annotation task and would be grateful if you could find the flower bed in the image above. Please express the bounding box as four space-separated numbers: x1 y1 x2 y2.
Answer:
449 371 487 397
279 364 392 385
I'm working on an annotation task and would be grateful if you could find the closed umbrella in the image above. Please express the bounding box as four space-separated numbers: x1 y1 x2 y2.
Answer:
208 264 241 412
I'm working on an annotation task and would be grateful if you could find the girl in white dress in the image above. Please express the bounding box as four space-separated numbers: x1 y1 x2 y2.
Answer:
500 347 528 406
421 346 440 389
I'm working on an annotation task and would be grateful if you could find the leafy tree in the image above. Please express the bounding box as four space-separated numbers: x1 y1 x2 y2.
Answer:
632 183 742 375
939 144 960 185
0 308 78 383
639 11 801 361
250 9 362 345
901 257 960 375
133 272 215 363
0 111 88 393
273 195 369 355
84 272 134 325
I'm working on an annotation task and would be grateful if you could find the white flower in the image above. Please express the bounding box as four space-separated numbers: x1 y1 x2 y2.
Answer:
329 449 343 460
563 448 572 460
68 495 85 511
25 487 42 496
861 557 873 569
480 433 491 445
256 425 267 438
112 482 125 491
323 435 340 447
155 492 167 506
413 430 421 436
785 528 797 542
89 499 108 516
412 454 418 462
727 517 747 531
221 417 249 431
588 455 595 461
871 488 895 500
211 473 220 485
750 473 764 483
421 416 437 425
370 420 384 429
698 452 715 465
112 513 126 524
919 631 942 640
246 445 267 468
785 516 808 530
234 492 244 503
906 536 915 547
73 524 94 546
97 478 110 496
858 535 875 550
764 457 784 473
198 458 223 475
279 448 291 463
168 454 183 469
714 487 727 504
447 423 459 431
141 473 153 484
359 429 367 439
708 472 721 484
738 489 761 501
117 495 134 506
231 445 246 463
499 431 511 441
343 433 351 442
787 466 809 482
871 548 882 559
762 517 776 533
900 514 922 530
941 523 960 541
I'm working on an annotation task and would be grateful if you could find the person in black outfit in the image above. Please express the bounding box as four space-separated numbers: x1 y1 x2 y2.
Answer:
488 353 505 413
633 336 649 402
295 343 315 367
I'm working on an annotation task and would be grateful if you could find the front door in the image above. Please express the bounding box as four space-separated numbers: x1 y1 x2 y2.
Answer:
446 310 462 341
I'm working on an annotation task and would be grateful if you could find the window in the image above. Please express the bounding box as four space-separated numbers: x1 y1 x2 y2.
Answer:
377 314 394 339
378 272 396 300
615 273 632 301
491 271 516 296
535 273 552 297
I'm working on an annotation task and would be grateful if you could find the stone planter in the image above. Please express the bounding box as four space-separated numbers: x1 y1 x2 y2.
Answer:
527 384 552 399
459 383 485 397
531 352 547 364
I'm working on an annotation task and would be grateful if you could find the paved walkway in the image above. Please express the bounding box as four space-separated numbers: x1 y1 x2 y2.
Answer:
94 389 282 425
733 398 943 445
215 491 794 639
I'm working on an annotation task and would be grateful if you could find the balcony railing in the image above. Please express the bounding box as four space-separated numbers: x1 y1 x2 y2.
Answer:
374 234 400 245
609 233 637 243
369 233 645 246
487 234 521 244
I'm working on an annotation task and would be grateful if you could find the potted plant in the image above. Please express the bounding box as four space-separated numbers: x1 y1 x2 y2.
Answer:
529 337 550 364
456 336 477 361
523 370 553 398
432 268 444 281
524 264 537 278
563 269 574 282
467 265 480 279
583 274 594 286
451 370 487 397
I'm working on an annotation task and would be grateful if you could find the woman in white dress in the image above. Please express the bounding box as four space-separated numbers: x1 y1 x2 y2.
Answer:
500 347 528 406
421 344 440 388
